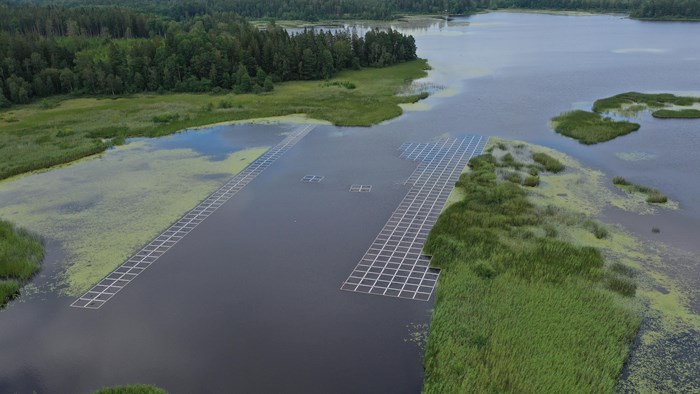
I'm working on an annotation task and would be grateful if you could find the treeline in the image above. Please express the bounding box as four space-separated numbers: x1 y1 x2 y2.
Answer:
8 0 700 22
0 11 417 105
492 0 642 12
631 0 700 19
5 0 493 21
0 5 166 38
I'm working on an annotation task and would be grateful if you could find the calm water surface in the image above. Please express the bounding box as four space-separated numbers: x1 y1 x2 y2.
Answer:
1 12 699 393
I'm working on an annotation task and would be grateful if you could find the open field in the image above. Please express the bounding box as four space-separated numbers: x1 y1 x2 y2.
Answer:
0 220 44 308
0 60 428 181
422 141 641 393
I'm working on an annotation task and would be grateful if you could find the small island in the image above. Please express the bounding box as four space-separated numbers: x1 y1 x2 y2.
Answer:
552 92 700 144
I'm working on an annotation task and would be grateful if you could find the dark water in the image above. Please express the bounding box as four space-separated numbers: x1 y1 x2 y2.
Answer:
1 12 700 393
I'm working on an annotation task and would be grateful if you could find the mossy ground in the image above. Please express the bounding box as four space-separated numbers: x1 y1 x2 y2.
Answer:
0 60 428 180
0 141 268 296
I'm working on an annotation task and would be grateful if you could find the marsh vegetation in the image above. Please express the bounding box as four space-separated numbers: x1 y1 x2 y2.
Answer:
551 110 640 144
0 220 44 308
552 92 700 144
422 141 640 393
612 176 668 204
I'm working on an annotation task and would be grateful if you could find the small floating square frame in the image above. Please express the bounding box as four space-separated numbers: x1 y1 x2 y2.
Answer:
300 175 324 183
349 185 372 192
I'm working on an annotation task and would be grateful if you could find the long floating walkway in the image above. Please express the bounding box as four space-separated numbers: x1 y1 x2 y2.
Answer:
341 135 488 301
71 124 316 309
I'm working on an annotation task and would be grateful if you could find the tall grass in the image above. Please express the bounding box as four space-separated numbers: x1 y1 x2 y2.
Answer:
552 110 640 144
422 153 640 393
532 152 565 173
0 219 44 308
612 177 668 204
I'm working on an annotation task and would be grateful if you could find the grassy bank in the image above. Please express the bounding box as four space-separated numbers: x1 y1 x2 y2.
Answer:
422 141 641 393
0 220 44 308
0 60 428 181
612 177 668 204
552 110 640 144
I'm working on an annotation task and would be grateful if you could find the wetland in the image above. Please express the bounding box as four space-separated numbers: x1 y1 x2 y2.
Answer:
0 10 699 393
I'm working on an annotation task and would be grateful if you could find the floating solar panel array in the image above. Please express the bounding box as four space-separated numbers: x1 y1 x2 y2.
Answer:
71 124 316 309
341 135 488 301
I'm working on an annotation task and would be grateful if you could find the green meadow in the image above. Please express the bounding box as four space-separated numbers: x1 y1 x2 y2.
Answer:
0 60 428 180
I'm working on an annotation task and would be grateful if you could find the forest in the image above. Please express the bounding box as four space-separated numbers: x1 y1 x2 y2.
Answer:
4 0 700 21
0 7 417 105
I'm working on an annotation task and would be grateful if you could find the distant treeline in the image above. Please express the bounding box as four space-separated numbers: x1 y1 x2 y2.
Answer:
0 10 417 105
5 0 700 20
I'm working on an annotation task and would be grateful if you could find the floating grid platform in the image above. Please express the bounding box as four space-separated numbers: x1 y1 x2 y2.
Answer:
71 124 316 309
300 175 324 183
341 135 488 301
349 185 372 193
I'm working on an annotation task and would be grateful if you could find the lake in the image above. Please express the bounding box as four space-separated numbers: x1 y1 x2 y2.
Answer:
0 11 699 393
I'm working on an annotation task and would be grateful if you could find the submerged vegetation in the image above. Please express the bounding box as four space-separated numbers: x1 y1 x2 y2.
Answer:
0 219 44 308
552 92 700 144
422 142 641 393
612 176 668 204
0 59 428 180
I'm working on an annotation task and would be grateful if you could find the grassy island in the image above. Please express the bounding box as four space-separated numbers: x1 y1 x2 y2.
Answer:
0 60 428 181
0 220 44 308
552 109 640 144
552 92 700 144
422 141 641 393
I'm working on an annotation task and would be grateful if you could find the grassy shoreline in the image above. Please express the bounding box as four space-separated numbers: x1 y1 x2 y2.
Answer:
423 140 641 392
0 60 429 181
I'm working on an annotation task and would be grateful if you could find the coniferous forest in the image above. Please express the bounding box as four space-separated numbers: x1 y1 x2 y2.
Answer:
0 7 417 106
2 0 699 106
4 0 699 21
